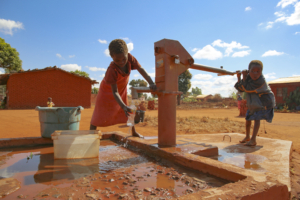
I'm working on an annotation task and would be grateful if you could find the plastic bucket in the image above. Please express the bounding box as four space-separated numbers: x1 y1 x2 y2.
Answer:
35 106 84 138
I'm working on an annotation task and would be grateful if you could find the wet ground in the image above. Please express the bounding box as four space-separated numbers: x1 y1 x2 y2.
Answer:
0 140 230 199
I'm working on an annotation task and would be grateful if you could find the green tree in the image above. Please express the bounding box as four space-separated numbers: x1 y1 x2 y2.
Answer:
0 37 22 73
92 87 99 94
191 87 202 96
177 69 192 105
129 79 148 98
228 88 238 100
70 69 89 77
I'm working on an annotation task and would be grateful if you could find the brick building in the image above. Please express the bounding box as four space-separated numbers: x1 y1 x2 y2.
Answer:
0 66 98 109
268 76 300 105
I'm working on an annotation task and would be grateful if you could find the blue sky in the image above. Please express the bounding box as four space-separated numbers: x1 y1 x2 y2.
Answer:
0 0 299 97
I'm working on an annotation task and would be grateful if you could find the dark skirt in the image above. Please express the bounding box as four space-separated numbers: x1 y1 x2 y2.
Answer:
246 108 274 123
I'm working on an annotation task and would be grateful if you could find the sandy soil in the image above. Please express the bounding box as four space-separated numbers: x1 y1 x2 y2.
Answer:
0 107 300 199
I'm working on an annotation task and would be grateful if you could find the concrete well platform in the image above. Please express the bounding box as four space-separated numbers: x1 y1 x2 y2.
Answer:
0 132 292 200
109 132 292 199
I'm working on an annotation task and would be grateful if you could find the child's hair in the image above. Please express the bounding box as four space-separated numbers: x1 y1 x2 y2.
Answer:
48 97 52 101
109 39 128 56
248 60 263 71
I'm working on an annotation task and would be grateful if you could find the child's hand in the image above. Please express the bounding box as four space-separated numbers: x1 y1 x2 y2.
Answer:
242 70 248 77
123 106 134 117
149 84 157 90
236 71 241 78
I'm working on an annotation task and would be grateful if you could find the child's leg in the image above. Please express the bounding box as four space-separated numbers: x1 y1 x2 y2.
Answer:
240 120 251 143
245 120 260 146
90 124 97 130
131 126 144 138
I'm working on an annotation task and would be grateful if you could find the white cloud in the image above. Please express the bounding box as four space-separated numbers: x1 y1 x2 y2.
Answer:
0 18 24 35
295 31 300 34
193 74 213 80
69 55 75 58
232 50 251 57
212 39 249 57
98 39 107 44
90 77 102 88
292 74 300 76
85 66 106 72
192 48 198 52
122 37 129 41
191 75 238 97
262 50 285 57
133 74 140 77
286 2 300 25
100 74 105 78
258 23 264 26
266 21 274 29
245 6 252 11
56 53 63 58
277 0 298 8
60 64 81 71
264 72 276 79
127 42 134 53
149 73 155 78
104 49 110 57
0 69 4 74
193 45 223 60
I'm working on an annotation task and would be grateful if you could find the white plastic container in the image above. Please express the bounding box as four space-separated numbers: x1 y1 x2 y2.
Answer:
127 104 136 126
51 130 102 159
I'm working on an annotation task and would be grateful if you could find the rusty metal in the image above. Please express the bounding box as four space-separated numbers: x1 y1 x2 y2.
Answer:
190 63 235 76
223 135 231 142
132 39 236 147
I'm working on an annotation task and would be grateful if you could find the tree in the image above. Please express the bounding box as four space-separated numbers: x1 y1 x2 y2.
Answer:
228 88 238 100
129 79 148 98
70 70 89 77
92 87 99 94
191 87 202 96
0 37 22 73
177 69 192 105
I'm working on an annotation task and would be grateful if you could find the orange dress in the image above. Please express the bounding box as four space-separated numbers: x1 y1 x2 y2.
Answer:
91 53 141 127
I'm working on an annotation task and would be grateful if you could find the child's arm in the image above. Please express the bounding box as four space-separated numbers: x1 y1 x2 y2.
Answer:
111 84 132 117
236 71 241 82
136 67 157 90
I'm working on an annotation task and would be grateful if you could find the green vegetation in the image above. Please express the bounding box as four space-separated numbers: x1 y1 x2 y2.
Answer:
284 87 300 109
129 79 148 98
191 87 202 96
0 37 22 73
178 69 192 95
70 70 89 77
92 87 99 94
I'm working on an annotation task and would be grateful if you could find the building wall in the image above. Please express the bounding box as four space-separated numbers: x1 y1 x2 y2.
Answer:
269 82 300 104
7 69 92 109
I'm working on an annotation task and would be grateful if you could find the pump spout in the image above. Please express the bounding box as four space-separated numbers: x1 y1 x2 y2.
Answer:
130 87 152 99
190 63 236 76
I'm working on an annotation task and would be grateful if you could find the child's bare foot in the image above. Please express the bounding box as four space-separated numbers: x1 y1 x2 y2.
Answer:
239 137 250 143
132 129 144 138
244 140 257 146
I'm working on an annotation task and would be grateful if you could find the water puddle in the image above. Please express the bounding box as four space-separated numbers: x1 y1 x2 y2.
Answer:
208 149 267 171
0 140 230 199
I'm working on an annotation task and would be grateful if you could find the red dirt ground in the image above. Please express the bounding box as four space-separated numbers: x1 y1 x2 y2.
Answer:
0 107 300 199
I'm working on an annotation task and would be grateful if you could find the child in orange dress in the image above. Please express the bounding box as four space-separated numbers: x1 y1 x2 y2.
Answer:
90 39 156 137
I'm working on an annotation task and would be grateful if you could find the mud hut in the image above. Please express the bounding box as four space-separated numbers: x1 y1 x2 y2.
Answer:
0 66 98 109
268 76 300 105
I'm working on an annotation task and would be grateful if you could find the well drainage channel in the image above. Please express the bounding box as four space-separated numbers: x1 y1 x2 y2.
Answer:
0 140 230 200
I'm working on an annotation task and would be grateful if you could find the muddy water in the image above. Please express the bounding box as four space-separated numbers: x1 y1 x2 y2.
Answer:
0 140 230 199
